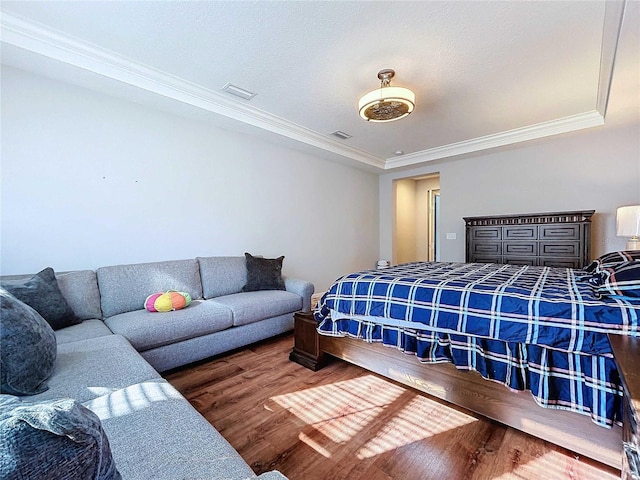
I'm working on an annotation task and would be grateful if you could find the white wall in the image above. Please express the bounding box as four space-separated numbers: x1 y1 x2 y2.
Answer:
379 121 640 263
1 67 380 292
380 1 639 263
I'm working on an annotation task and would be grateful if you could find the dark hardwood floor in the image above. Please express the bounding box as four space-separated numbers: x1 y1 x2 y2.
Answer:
165 334 620 480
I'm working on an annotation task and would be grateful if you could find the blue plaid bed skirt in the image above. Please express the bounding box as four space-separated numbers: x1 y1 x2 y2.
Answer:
320 316 623 427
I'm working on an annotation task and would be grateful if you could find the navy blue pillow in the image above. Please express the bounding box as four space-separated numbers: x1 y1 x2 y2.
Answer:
595 261 640 299
242 253 286 292
0 290 56 396
585 250 640 273
0 395 121 480
1 267 81 330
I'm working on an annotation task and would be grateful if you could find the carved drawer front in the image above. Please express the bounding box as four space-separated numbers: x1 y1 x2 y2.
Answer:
540 242 579 257
541 258 582 269
503 257 537 266
472 242 501 255
540 224 580 240
472 227 501 240
504 226 538 240
504 242 538 256
472 256 502 264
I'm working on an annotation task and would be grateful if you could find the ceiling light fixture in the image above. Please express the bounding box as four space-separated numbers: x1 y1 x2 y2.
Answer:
358 69 415 123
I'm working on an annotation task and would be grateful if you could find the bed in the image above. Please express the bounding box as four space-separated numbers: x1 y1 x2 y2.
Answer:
304 252 640 470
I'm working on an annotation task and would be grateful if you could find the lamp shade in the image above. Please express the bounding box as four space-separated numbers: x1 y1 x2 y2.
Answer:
616 205 640 236
358 86 415 122
358 69 415 122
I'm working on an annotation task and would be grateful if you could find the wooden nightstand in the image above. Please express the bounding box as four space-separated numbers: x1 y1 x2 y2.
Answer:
609 334 640 480
289 311 327 371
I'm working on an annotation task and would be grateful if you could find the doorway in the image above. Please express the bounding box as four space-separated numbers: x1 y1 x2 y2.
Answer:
392 174 441 264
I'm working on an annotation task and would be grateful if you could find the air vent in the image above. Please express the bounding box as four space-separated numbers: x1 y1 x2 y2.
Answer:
221 83 256 100
330 131 352 140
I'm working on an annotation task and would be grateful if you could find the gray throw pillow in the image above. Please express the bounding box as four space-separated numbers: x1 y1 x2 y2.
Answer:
1 267 81 330
0 395 121 480
242 252 286 292
0 290 57 396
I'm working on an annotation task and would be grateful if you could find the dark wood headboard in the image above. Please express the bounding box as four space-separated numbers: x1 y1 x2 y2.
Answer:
464 210 595 268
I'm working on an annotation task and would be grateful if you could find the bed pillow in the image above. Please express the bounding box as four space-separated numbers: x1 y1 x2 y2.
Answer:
585 250 640 273
0 290 57 396
1 267 81 330
242 252 286 292
0 395 121 480
595 261 640 299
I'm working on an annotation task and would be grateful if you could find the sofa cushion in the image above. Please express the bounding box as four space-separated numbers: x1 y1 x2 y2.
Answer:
1 270 103 321
56 270 103 320
197 256 247 299
84 380 256 480
0 395 121 480
0 290 57 396
242 253 286 292
211 290 302 327
104 300 233 351
1 267 81 330
55 319 114 345
141 314 294 372
25 334 161 404
97 259 203 318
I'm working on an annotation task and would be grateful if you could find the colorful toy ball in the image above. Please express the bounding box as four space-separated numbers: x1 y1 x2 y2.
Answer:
144 291 192 312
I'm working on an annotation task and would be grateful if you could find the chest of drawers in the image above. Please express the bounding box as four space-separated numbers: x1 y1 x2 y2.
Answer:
464 210 594 268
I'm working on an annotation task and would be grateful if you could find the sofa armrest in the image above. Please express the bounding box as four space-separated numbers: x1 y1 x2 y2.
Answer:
283 277 314 312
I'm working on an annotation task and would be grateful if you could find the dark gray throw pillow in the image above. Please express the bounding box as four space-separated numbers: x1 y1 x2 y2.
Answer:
0 290 57 396
242 252 286 292
0 395 121 480
1 267 81 330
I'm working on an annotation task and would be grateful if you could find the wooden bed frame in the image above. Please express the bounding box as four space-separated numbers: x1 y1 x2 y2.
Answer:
290 311 623 470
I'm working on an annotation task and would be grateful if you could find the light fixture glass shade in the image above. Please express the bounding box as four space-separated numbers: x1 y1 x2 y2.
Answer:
616 205 640 250
358 69 415 123
358 86 415 122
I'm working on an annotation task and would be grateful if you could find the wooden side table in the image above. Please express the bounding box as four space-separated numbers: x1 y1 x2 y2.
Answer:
289 311 327 371
609 334 640 480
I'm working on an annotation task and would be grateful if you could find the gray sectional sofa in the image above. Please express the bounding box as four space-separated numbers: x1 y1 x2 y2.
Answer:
1 256 314 479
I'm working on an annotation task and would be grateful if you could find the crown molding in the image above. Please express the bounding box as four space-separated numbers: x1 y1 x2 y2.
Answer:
1 1 624 173
384 110 605 169
0 12 386 170
596 0 626 117
385 0 624 170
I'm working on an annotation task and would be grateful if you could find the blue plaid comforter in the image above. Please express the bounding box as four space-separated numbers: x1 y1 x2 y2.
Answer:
315 262 640 426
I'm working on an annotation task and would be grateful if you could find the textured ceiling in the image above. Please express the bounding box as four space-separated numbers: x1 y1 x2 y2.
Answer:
1 1 637 171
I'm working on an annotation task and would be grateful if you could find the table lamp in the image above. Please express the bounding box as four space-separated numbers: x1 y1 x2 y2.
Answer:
617 205 640 250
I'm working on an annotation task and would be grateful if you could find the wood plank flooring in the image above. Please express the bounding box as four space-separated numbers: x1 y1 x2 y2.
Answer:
165 334 620 480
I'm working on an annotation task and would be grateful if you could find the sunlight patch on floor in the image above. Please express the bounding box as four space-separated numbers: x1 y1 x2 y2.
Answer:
272 374 405 443
299 432 333 458
357 395 477 459
272 373 477 458
491 450 618 480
